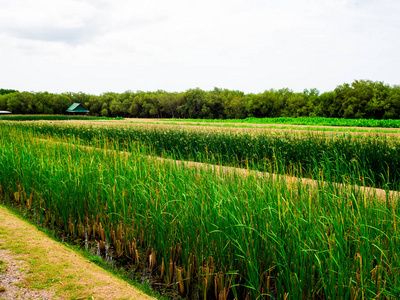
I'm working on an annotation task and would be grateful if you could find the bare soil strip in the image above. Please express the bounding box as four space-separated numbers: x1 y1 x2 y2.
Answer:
0 206 155 300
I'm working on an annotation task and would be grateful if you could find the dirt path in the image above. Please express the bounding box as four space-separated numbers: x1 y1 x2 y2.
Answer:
0 206 155 300
0 249 54 299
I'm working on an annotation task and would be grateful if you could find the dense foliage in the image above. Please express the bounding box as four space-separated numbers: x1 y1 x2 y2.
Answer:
1 80 399 119
0 88 18 95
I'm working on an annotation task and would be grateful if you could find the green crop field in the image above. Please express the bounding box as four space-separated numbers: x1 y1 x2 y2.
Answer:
7 121 400 189
162 117 400 128
1 121 400 299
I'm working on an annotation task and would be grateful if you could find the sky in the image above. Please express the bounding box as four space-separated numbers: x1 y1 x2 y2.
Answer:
1 0 399 95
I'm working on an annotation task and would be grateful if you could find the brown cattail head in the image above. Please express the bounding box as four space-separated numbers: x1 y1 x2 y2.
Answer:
160 258 165 279
169 259 174 284
99 222 105 242
27 192 33 208
177 267 184 294
116 239 123 257
99 240 106 251
149 249 156 270
135 249 140 265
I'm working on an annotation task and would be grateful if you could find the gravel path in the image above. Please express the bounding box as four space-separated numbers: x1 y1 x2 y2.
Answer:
0 248 54 300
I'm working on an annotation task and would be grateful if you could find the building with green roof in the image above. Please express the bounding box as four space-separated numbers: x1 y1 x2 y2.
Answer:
66 103 89 115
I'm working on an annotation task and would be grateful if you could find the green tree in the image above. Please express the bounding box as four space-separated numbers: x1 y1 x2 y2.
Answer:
0 94 10 110
6 93 23 113
183 88 200 118
383 85 400 119
282 93 307 117
0 89 18 95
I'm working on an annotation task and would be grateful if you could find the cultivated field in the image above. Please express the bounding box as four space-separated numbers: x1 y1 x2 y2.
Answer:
1 117 400 299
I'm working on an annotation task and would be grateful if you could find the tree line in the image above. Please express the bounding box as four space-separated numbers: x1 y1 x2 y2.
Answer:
1 80 400 119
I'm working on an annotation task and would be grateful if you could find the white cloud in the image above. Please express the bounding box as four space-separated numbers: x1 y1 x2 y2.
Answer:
0 0 399 94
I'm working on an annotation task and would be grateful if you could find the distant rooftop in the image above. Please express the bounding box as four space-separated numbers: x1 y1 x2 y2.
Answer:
66 103 89 113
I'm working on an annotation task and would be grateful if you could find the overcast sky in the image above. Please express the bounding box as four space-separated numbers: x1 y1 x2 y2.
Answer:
1 0 399 95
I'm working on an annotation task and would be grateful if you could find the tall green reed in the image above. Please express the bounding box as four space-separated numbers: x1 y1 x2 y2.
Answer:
1 123 400 299
5 122 400 189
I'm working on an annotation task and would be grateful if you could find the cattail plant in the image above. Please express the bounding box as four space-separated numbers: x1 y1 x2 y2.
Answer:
1 122 400 299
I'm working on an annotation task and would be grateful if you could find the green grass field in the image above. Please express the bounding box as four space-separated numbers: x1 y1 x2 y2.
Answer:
160 116 400 128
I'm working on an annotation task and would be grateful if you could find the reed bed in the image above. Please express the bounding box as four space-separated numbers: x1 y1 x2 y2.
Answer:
1 123 400 299
5 121 400 190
